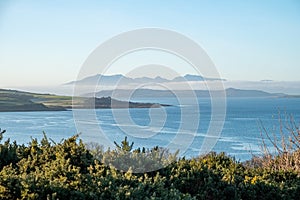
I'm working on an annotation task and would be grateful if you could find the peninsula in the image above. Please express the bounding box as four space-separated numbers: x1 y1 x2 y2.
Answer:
0 89 166 112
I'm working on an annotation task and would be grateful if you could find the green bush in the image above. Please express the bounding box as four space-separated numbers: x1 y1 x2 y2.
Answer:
1 129 300 200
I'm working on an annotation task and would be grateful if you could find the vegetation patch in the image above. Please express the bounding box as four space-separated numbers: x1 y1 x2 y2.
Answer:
0 120 300 199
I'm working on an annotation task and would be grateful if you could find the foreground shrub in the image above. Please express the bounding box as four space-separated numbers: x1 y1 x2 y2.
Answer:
247 114 300 174
0 129 300 199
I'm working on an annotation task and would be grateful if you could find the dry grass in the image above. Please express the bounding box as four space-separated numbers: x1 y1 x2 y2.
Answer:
249 113 300 173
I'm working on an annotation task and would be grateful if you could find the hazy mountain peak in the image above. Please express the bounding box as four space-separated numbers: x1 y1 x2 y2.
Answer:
65 74 225 86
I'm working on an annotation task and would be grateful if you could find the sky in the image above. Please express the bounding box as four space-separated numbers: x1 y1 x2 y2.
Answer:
0 0 300 88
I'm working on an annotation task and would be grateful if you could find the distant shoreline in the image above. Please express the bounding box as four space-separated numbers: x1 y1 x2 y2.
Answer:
0 89 169 112
1 88 299 112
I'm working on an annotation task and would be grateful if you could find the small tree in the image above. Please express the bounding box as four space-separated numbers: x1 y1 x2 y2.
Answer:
114 136 134 152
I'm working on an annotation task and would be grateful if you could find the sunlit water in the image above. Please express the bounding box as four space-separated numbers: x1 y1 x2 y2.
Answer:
1 97 300 161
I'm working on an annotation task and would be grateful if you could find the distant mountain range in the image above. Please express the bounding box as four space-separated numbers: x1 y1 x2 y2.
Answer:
65 74 227 86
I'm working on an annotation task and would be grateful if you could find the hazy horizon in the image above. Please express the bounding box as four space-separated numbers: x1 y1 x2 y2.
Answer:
4 74 300 96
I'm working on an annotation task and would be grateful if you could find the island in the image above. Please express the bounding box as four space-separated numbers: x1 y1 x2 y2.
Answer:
0 89 168 112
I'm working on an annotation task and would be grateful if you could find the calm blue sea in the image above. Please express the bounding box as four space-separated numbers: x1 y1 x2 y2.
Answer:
1 97 300 161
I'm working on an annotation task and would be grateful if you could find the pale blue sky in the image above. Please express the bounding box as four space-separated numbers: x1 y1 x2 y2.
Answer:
0 0 300 87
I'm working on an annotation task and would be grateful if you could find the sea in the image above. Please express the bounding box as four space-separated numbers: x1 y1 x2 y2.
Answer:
1 97 300 161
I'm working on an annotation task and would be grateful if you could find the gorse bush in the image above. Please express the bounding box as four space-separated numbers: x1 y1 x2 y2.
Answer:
0 128 300 200
101 136 178 173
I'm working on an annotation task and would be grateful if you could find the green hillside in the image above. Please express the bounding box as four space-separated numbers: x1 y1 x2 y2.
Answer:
0 89 165 112
0 89 69 112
